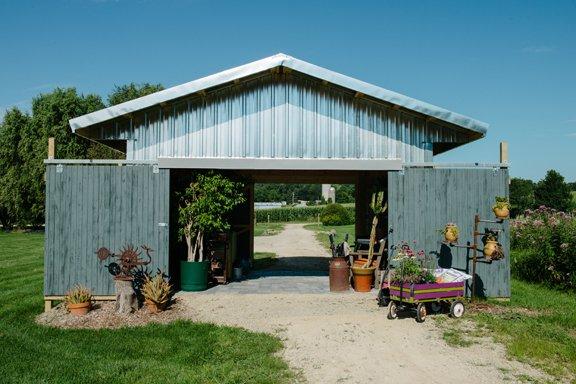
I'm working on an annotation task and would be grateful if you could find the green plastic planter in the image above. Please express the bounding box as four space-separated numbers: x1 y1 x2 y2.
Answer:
180 260 210 291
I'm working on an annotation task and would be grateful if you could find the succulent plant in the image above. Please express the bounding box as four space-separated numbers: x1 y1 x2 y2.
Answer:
142 272 172 306
64 284 92 304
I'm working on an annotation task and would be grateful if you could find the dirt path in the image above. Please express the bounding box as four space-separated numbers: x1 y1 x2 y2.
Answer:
179 224 548 384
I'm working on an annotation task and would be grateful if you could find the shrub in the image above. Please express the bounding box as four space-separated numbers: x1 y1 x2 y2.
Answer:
320 203 353 226
255 204 355 223
511 206 576 289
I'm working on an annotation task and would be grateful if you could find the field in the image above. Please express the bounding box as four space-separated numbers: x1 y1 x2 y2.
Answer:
0 232 292 384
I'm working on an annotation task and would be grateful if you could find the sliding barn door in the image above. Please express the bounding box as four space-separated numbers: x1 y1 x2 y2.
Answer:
388 167 510 298
44 164 170 296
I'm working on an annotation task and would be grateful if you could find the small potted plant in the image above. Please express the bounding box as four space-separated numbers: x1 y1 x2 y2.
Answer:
441 223 459 243
64 284 92 316
179 172 245 291
492 196 510 219
482 233 499 259
142 272 172 313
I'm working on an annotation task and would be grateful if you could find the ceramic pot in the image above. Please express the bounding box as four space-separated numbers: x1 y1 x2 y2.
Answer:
493 206 509 219
444 225 459 243
483 240 499 258
68 301 90 316
145 299 164 314
351 266 376 292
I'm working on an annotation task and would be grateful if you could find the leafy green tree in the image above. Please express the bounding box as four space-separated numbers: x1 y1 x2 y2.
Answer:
0 108 30 228
534 170 572 212
334 184 355 203
509 178 535 217
107 83 164 106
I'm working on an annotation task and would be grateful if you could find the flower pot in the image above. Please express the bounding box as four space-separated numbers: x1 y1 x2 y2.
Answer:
444 225 458 243
67 301 90 316
145 299 165 314
180 260 210 291
483 240 499 258
351 266 376 292
493 206 509 219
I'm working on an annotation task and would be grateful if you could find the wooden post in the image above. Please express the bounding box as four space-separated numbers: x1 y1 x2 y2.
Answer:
44 300 52 312
48 137 55 159
499 141 508 164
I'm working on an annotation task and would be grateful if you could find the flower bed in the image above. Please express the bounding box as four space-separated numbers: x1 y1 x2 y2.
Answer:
511 206 576 289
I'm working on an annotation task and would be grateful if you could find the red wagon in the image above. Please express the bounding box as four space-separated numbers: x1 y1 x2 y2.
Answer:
386 281 466 322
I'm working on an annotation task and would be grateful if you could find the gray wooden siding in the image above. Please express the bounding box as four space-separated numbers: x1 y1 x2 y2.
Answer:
388 167 510 297
44 164 170 296
93 73 470 162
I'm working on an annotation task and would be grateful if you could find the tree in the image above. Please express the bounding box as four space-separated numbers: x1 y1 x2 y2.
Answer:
534 170 572 212
509 178 535 217
179 173 245 262
107 83 164 106
0 108 30 228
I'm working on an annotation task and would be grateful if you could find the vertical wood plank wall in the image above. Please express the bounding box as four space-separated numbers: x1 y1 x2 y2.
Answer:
44 164 170 296
388 167 510 297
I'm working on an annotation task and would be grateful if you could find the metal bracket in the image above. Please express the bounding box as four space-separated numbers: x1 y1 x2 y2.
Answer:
152 164 159 174
56 164 63 173
157 223 168 227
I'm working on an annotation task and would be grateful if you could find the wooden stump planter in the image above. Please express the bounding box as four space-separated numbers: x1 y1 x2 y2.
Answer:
114 279 138 314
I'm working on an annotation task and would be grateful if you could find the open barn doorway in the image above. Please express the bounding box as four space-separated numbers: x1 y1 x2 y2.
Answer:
169 169 388 293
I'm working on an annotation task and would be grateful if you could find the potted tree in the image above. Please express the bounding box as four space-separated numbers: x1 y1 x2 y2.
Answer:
64 284 92 316
492 196 510 219
179 172 245 291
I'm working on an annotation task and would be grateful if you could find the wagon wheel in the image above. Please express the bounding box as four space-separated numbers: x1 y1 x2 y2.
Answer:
387 301 398 320
429 302 442 314
450 300 465 318
416 303 427 323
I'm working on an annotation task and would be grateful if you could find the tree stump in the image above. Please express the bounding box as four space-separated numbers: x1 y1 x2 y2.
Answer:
114 279 137 314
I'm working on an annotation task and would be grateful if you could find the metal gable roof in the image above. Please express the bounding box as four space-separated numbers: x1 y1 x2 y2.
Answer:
69 53 488 135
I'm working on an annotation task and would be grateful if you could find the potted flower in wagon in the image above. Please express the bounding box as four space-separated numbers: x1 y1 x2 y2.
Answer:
64 284 92 316
179 172 245 291
441 223 459 243
492 196 510 219
142 271 172 313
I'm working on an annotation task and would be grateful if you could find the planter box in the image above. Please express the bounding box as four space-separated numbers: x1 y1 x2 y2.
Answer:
389 282 464 303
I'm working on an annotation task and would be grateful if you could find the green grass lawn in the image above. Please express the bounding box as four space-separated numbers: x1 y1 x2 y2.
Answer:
436 269 576 381
254 222 285 237
303 223 355 252
0 232 293 384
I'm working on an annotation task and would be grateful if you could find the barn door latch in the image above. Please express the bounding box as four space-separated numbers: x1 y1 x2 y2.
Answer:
152 164 159 174
56 164 63 173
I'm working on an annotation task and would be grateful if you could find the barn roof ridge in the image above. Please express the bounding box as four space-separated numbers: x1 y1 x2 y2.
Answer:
69 53 488 135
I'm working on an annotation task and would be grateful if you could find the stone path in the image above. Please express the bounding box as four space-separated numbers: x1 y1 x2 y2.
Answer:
200 223 333 294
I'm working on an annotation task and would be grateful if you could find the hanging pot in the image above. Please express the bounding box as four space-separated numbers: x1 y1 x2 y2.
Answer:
483 240 499 259
444 224 459 243
493 206 509 219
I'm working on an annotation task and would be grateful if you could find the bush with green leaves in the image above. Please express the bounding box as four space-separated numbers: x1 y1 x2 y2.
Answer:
255 204 355 223
319 203 353 226
511 206 576 289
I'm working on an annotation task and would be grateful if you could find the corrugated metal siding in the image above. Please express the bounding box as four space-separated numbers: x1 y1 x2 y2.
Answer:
98 74 468 162
44 164 170 296
388 167 510 297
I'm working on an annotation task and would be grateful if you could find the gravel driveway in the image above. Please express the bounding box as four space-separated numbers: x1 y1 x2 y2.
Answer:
178 223 548 384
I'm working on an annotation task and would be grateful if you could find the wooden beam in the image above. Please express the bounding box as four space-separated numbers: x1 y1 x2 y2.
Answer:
44 295 116 312
48 137 55 160
499 141 508 164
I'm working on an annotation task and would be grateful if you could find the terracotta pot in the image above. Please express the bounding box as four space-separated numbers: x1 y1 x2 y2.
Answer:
145 299 165 314
493 206 509 219
483 240 499 258
351 266 376 292
68 301 90 316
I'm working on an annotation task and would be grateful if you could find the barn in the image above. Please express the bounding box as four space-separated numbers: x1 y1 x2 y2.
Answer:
44 53 509 308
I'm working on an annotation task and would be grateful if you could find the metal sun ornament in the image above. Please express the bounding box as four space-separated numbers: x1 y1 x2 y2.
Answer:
95 244 153 280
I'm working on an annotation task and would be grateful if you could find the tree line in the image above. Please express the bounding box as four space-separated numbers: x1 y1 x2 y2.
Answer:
0 83 163 228
510 169 575 216
254 184 355 204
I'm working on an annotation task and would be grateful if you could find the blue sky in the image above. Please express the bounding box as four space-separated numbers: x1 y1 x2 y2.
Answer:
1 0 574 181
